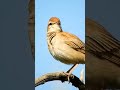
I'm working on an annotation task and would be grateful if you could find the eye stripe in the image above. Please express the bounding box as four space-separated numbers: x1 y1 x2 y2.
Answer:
48 22 60 26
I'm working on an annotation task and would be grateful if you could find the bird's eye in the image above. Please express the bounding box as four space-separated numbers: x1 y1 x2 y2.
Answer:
49 23 52 25
58 22 60 25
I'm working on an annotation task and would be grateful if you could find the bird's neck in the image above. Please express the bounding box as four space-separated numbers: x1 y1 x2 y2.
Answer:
47 28 62 33
47 24 62 33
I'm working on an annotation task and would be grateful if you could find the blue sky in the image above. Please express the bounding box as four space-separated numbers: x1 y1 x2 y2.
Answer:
35 0 85 90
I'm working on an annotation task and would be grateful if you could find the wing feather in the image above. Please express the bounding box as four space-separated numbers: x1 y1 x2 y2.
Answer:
60 32 85 54
86 18 120 66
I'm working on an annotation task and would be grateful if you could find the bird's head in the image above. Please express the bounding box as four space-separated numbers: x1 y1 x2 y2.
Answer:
47 17 62 33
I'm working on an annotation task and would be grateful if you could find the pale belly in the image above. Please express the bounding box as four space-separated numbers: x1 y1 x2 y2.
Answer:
49 42 85 64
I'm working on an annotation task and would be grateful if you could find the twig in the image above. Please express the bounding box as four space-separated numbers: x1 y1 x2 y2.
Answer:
35 72 85 90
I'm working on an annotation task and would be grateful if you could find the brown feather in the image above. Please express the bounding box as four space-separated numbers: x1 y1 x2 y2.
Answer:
86 18 120 66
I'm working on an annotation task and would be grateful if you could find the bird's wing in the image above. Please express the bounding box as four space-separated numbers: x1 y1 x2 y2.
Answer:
60 32 85 54
86 18 120 66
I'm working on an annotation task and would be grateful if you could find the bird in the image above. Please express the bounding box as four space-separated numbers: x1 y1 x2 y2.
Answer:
86 18 120 89
47 17 85 76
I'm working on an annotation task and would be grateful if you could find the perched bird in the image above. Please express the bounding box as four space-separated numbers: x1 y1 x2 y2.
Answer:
47 17 85 75
86 18 120 89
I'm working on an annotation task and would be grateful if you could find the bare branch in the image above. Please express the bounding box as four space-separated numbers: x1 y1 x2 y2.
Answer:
35 72 85 90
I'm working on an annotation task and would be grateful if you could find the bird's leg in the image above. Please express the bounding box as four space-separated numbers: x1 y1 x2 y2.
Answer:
67 64 79 74
64 64 79 82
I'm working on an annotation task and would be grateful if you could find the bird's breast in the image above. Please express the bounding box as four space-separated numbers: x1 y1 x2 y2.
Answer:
47 32 85 64
49 38 85 64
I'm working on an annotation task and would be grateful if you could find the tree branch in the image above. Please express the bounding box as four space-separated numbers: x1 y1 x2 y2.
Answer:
35 72 85 90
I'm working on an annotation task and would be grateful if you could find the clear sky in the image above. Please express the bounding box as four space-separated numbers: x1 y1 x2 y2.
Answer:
35 0 85 90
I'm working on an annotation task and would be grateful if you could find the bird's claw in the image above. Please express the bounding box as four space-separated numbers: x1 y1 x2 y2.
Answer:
63 72 72 83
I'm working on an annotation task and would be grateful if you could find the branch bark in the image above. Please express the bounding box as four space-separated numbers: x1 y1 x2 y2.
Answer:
35 72 85 90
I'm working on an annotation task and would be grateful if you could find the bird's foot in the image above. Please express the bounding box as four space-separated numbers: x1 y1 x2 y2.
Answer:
63 72 74 83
